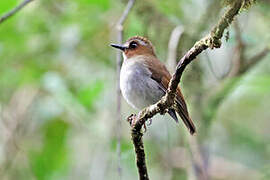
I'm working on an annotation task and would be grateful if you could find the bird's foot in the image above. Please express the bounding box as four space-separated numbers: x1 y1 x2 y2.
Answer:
142 119 152 132
143 123 147 132
127 114 137 127
147 118 152 126
127 114 152 133
161 109 169 115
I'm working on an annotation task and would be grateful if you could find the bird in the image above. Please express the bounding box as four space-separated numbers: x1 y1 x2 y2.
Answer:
111 36 196 135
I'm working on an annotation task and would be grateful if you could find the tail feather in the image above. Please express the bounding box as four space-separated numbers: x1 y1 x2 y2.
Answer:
168 107 196 135
168 109 178 123
175 104 196 135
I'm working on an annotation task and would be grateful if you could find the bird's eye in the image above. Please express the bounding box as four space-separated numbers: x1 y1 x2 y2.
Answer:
129 41 138 49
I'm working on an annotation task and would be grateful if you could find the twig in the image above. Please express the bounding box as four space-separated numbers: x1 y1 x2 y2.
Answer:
188 136 209 180
114 0 136 178
0 0 34 25
227 20 246 77
240 47 270 73
202 46 269 130
130 1 244 179
117 0 135 27
202 16 270 127
166 25 184 73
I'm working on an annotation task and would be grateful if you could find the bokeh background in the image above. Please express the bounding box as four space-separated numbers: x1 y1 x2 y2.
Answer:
0 0 269 179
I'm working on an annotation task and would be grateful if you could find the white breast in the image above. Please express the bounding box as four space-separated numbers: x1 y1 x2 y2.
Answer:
120 56 164 109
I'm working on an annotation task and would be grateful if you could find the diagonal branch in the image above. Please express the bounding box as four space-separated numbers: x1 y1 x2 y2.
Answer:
227 20 246 77
240 47 270 73
117 0 135 27
114 0 136 178
130 1 244 179
0 0 34 25
202 44 269 135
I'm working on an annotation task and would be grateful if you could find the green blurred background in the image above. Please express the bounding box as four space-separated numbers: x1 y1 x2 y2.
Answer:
0 0 269 179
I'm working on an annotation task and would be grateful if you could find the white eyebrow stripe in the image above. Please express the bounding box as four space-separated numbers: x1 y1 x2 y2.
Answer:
137 39 147 46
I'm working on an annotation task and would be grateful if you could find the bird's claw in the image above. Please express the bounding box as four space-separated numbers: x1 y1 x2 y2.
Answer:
147 119 152 126
127 114 152 133
143 123 147 132
127 114 137 127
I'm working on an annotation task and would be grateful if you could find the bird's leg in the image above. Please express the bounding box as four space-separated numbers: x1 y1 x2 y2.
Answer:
143 123 147 132
142 118 153 132
127 114 151 132
136 111 147 132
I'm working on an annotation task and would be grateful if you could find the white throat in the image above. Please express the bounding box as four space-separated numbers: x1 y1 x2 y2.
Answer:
122 53 127 61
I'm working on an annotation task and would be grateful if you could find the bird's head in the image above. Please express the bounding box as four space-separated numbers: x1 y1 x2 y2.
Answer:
111 36 156 59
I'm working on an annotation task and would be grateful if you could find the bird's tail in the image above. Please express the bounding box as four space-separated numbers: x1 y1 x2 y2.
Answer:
168 109 178 123
167 107 196 135
175 103 196 135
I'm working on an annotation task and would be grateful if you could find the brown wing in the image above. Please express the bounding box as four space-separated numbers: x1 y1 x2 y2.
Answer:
144 56 196 135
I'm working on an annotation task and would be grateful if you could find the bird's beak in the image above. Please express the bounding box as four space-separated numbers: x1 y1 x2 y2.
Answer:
110 43 127 51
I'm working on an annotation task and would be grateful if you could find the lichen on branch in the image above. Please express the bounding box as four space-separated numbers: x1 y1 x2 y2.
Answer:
129 1 254 179
132 0 244 133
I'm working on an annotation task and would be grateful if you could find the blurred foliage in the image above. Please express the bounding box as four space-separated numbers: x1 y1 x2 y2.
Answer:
29 119 70 180
76 80 104 110
0 0 269 180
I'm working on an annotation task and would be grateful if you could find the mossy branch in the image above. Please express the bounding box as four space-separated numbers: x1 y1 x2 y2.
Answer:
129 1 250 180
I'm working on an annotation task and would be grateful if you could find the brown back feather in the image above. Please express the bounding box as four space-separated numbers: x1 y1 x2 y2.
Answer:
143 55 196 134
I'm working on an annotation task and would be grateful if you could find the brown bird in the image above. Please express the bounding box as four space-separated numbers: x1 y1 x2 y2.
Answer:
111 36 196 135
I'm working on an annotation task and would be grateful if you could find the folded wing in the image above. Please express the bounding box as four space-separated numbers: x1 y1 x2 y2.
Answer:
144 56 196 135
